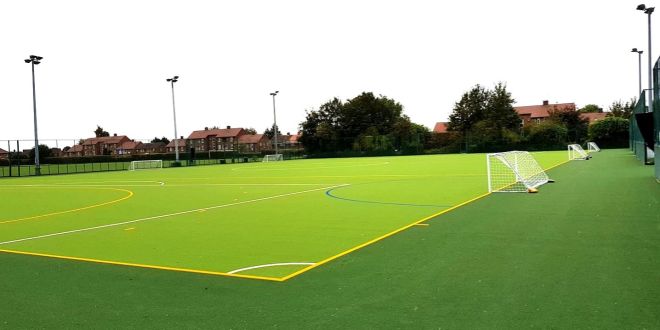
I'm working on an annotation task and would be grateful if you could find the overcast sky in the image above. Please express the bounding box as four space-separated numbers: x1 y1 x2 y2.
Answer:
0 0 655 145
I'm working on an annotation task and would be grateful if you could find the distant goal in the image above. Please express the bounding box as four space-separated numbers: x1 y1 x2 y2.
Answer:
129 160 163 171
587 142 601 152
568 144 590 160
263 154 283 162
487 151 553 193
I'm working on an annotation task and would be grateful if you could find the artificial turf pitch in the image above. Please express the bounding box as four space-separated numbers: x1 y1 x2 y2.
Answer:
0 149 658 328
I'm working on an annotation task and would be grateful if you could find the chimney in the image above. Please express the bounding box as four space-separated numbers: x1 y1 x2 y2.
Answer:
205 127 208 131
226 125 231 129
542 100 549 106
180 136 183 139
113 133 117 136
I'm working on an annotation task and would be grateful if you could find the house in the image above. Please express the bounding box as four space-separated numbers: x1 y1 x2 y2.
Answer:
187 126 245 151
279 133 302 149
166 138 187 153
0 148 7 159
50 148 62 157
64 145 84 157
433 122 449 133
137 142 167 154
80 134 131 156
116 141 142 155
238 134 271 152
514 100 577 126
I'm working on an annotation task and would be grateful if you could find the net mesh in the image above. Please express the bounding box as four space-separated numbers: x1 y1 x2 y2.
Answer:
129 160 163 170
587 142 600 152
263 154 283 162
568 144 589 160
487 151 550 193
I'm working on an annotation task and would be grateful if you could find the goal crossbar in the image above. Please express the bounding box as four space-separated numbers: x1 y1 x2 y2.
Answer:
587 142 601 152
262 154 283 162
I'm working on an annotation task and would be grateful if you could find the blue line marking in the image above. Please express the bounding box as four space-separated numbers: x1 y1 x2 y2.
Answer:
325 186 451 208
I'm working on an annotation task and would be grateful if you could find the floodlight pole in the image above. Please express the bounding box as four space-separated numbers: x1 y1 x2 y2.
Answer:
632 48 644 95
638 4 655 113
167 76 180 163
270 91 279 156
25 55 43 175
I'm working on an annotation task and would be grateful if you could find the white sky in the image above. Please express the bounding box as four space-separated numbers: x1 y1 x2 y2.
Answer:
0 0 655 145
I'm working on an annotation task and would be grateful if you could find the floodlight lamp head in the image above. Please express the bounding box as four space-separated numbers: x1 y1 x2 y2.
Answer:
29 55 38 59
632 48 638 52
637 4 646 10
646 7 655 13
36 56 43 60
173 76 179 79
166 78 172 82
33 61 41 65
24 59 31 63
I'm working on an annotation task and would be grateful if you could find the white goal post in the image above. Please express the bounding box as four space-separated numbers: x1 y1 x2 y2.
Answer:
262 154 283 162
568 144 590 160
487 151 553 193
129 160 163 170
587 142 601 152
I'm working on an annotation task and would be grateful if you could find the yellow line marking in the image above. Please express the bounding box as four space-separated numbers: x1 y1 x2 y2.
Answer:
0 249 283 282
279 158 572 282
279 192 492 281
0 188 134 225
414 223 429 227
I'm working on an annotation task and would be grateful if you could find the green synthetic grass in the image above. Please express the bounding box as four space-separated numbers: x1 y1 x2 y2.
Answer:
0 151 566 280
1 149 657 328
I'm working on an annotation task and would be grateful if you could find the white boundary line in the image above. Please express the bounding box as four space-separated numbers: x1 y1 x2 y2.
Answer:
227 262 315 274
0 184 349 246
231 162 390 171
0 183 339 188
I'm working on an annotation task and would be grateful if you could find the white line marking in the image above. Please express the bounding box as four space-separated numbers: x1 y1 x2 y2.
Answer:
0 184 349 246
227 262 315 274
0 183 336 188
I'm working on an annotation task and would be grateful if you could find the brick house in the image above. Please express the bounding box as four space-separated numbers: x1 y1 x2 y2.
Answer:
238 134 271 152
166 138 187 153
187 126 245 152
116 141 142 155
64 145 84 157
514 101 577 126
80 135 131 155
0 148 7 159
515 101 608 126
137 142 167 154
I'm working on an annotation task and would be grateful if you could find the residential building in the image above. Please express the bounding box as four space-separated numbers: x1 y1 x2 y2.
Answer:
187 126 245 152
514 101 576 126
579 112 608 124
137 142 167 154
166 138 187 154
0 148 7 159
116 141 142 155
80 135 131 156
238 134 271 152
64 145 84 157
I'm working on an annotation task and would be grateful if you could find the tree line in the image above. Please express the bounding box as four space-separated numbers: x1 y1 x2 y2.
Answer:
298 85 632 156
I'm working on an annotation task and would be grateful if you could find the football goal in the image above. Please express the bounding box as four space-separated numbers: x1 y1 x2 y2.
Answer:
487 151 553 193
568 144 590 160
129 160 163 170
587 142 601 152
262 154 283 162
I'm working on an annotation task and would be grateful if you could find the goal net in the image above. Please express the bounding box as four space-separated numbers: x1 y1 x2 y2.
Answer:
262 154 283 162
129 160 163 170
587 142 601 152
487 151 552 193
568 144 590 160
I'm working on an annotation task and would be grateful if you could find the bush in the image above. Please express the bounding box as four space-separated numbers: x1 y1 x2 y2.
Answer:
588 117 629 148
523 122 568 150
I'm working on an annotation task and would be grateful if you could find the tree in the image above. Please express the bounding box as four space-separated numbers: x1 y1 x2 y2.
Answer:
548 106 589 144
94 125 110 137
524 122 568 150
588 117 629 148
298 92 420 154
608 98 635 118
244 128 257 135
447 83 519 152
578 104 602 113
29 144 53 163
264 125 282 139
151 137 170 144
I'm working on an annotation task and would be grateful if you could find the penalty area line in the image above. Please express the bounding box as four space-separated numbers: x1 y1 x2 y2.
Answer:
0 184 349 247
